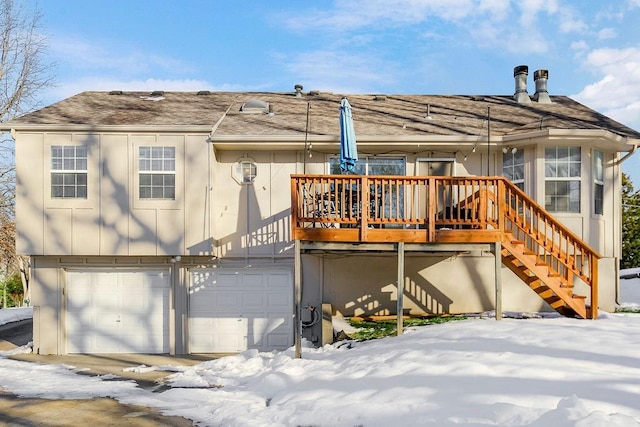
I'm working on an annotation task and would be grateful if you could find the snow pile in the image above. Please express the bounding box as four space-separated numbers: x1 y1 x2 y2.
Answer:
0 307 33 326
619 271 640 310
154 315 640 426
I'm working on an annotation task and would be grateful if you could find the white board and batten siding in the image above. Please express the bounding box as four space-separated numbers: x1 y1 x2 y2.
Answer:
188 268 293 353
66 269 170 353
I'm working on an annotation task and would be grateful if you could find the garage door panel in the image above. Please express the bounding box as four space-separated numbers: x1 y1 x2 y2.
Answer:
66 269 170 354
188 269 292 353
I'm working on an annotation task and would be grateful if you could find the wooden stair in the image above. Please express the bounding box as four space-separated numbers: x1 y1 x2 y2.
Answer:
501 233 588 319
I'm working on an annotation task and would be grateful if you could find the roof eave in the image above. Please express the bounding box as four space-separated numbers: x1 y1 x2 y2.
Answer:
503 129 637 151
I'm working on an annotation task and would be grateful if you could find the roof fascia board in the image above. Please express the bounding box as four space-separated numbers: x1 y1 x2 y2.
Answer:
2 124 214 133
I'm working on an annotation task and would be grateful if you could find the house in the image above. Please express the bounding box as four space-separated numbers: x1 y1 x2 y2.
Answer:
3 66 639 355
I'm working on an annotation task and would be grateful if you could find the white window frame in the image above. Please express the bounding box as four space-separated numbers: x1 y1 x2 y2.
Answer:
593 149 604 216
138 146 176 200
502 149 524 191
50 145 88 199
544 146 581 213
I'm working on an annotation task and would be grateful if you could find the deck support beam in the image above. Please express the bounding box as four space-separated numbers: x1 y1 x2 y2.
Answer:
494 241 503 320
294 239 302 358
396 241 405 336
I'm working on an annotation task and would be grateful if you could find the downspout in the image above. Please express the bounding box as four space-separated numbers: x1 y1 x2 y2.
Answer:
614 141 638 304
207 102 235 256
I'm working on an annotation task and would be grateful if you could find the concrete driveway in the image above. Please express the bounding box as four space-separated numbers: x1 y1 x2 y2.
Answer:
0 318 225 426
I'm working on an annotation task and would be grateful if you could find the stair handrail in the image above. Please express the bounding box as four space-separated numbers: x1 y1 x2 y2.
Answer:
499 178 601 317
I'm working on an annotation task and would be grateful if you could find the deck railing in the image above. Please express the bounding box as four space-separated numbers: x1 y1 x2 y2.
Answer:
291 174 504 243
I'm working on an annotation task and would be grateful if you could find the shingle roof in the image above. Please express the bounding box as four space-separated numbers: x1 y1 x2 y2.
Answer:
5 91 640 140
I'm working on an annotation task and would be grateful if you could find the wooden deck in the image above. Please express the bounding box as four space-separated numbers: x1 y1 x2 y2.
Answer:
291 174 601 320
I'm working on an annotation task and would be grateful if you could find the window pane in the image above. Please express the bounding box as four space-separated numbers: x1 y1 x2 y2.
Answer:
152 147 163 158
139 147 151 159
165 187 175 199
63 186 75 198
164 147 175 158
77 185 87 198
63 173 75 185
52 146 62 157
76 159 87 170
152 159 162 171
557 147 569 161
545 147 555 161
595 183 603 215
64 159 74 170
152 174 164 185
76 146 87 158
594 150 603 181
139 159 150 171
569 147 581 161
557 164 568 177
165 175 175 186
165 159 175 171
52 186 63 197
76 173 87 185
569 163 581 177
140 187 151 199
545 163 556 178
63 146 75 157
151 187 163 198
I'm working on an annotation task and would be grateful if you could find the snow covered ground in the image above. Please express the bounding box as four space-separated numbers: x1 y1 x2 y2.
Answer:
0 280 639 426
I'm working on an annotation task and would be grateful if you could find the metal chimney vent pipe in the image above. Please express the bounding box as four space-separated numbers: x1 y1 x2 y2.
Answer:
513 65 531 103
533 69 552 103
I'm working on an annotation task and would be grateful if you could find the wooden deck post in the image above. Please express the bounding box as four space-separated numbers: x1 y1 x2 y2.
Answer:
397 241 405 336
494 241 503 320
294 239 302 358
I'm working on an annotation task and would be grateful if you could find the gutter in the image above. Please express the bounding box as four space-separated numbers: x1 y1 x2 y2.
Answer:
614 141 638 305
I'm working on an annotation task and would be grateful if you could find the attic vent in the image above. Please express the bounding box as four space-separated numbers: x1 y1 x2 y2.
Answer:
374 95 387 101
240 99 270 114
140 91 166 101
197 91 211 95
308 90 320 96
109 90 123 95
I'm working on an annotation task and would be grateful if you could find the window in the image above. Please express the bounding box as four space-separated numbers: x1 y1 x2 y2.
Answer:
545 146 581 213
139 146 175 199
329 156 405 176
51 145 88 198
593 150 604 215
502 149 524 190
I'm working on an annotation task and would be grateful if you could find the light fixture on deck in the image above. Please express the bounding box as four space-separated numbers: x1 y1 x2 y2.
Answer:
502 146 517 154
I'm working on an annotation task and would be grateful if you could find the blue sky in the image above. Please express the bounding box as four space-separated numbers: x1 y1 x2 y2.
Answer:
33 0 640 184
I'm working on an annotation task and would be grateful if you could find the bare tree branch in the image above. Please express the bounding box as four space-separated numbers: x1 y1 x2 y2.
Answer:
0 0 54 303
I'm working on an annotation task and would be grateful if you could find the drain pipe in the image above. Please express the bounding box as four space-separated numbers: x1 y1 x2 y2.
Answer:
615 142 638 305
615 142 638 165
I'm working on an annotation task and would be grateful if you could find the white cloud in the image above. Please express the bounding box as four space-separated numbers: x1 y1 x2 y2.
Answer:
282 0 588 55
598 28 617 39
49 35 194 75
284 50 397 94
571 40 589 51
573 47 640 129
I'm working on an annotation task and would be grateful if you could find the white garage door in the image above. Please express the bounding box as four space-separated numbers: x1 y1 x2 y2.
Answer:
66 269 170 353
188 268 293 353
